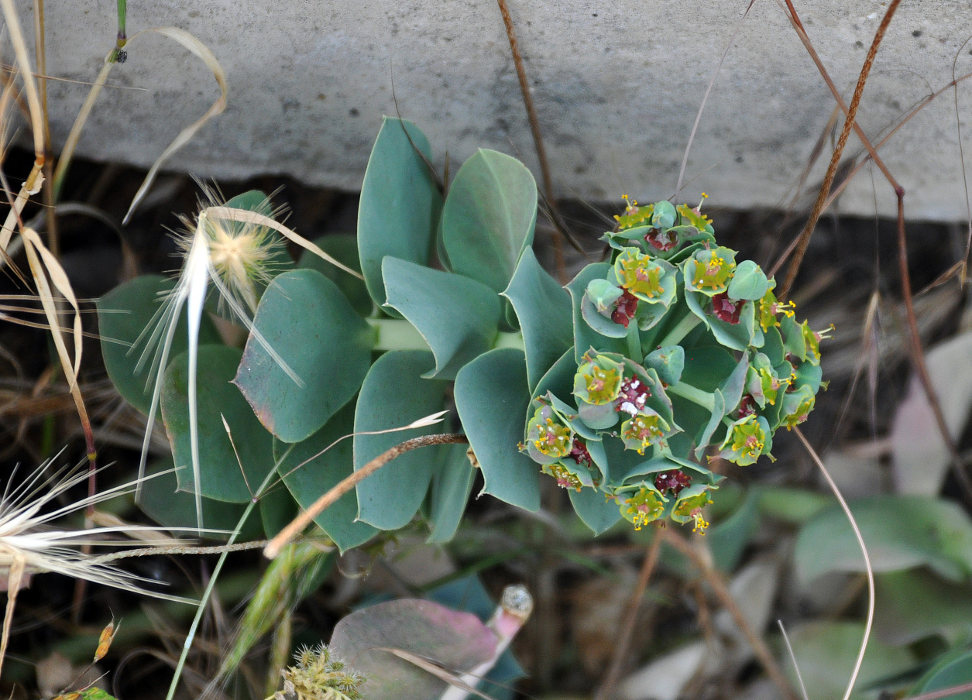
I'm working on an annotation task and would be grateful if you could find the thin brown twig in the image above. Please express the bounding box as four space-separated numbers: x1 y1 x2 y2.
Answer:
660 528 799 700
778 0 901 299
894 192 972 499
263 433 468 559
595 529 663 699
495 0 582 278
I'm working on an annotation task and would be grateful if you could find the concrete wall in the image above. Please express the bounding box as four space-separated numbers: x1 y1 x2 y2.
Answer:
14 1 972 220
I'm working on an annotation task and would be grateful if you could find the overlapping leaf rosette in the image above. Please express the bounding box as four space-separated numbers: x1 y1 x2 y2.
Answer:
523 196 829 533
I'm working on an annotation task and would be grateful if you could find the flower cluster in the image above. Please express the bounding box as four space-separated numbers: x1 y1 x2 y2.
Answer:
522 196 828 533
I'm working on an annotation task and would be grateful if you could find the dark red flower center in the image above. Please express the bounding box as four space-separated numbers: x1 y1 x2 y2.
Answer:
712 292 741 324
611 289 639 327
654 469 692 495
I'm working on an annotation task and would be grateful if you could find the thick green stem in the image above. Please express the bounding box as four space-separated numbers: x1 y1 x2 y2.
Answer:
655 312 702 349
626 324 642 361
666 381 715 412
367 317 523 352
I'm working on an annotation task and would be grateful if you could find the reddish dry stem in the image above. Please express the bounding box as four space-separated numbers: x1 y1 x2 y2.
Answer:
778 0 901 300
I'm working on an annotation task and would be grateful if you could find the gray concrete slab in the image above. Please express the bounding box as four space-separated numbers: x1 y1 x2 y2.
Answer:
13 1 972 220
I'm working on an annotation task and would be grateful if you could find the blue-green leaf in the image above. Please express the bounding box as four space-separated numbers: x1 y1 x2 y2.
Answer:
382 257 501 379
569 487 622 534
234 269 373 443
98 275 220 415
278 402 378 552
441 149 537 292
358 117 442 310
161 345 274 502
454 348 540 510
427 443 476 543
354 351 449 530
502 247 572 392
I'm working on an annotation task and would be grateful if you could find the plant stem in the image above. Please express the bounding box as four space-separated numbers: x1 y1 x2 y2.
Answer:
626 323 641 361
367 317 524 352
666 381 715 412
655 312 702 349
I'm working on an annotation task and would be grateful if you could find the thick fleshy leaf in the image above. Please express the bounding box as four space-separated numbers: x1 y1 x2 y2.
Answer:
278 401 378 552
382 257 501 379
795 495 972 583
502 247 573 392
98 275 220 415
298 233 372 316
726 260 770 300
354 351 449 530
427 443 476 543
441 149 537 292
569 486 622 534
357 117 442 309
329 599 498 698
910 648 972 697
234 269 373 442
566 263 627 363
138 455 261 537
454 348 540 510
161 345 275 502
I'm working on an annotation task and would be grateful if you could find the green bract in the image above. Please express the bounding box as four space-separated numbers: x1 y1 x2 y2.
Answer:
98 119 827 545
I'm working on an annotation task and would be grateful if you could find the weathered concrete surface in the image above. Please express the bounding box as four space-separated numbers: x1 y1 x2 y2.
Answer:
14 1 972 220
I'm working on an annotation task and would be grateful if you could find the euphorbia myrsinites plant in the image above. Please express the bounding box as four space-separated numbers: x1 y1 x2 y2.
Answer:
99 117 827 544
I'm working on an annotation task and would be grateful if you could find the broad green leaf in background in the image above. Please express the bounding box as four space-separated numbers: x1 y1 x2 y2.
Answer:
354 350 450 530
706 490 761 572
382 257 501 380
329 599 499 699
234 269 373 443
874 569 972 645
97 275 220 415
298 233 373 316
441 149 537 293
161 345 274 502
779 622 914 700
795 495 972 584
427 443 477 543
278 402 379 552
454 348 540 511
357 117 442 310
502 247 573 392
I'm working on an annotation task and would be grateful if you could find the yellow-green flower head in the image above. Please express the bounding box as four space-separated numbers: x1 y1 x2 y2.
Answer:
526 405 573 460
757 288 795 332
574 352 624 405
613 249 669 301
676 193 713 232
619 485 667 530
719 414 769 466
542 461 585 491
621 410 669 454
672 486 714 534
781 385 816 429
688 247 736 295
613 194 655 230
800 320 831 366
